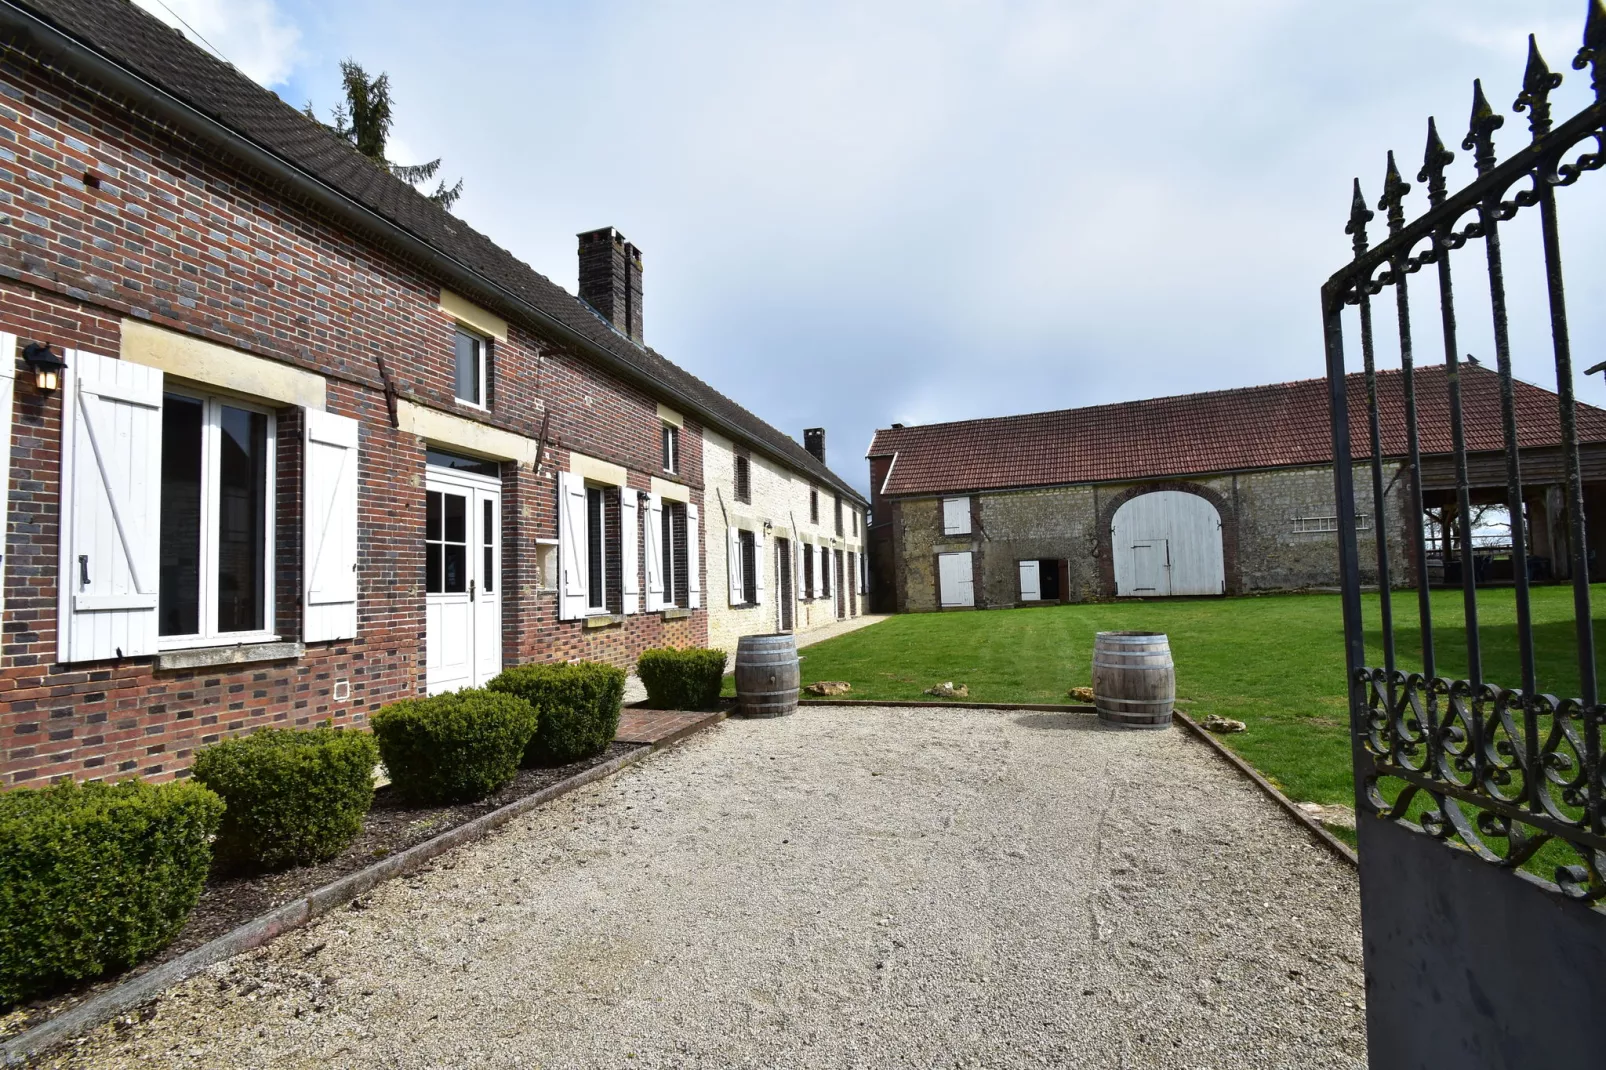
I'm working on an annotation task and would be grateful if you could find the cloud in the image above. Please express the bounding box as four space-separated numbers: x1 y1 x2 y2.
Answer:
131 0 301 88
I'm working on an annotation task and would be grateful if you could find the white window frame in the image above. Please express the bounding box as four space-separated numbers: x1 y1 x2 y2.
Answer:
158 388 278 650
585 483 609 614
662 422 679 474
1293 514 1370 533
453 325 489 410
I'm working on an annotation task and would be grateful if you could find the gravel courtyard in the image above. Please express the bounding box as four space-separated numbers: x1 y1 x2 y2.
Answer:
48 707 1365 1069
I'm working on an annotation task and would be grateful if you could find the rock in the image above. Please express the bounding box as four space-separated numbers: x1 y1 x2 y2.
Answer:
1067 686 1094 702
1202 715 1246 734
1297 801 1356 831
925 682 969 699
805 681 853 696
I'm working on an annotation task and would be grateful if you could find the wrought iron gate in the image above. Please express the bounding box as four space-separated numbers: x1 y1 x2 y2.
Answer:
1322 6 1606 1066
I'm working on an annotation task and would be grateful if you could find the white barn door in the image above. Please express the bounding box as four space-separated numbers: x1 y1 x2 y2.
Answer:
1112 491 1224 597
938 551 974 608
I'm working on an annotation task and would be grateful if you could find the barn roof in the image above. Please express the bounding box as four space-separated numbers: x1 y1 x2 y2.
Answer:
868 365 1606 497
5 0 866 505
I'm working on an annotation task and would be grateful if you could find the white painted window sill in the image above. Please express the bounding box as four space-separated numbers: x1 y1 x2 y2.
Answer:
155 640 305 671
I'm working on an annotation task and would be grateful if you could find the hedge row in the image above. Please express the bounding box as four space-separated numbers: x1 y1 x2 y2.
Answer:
2 659 627 1010
635 647 726 710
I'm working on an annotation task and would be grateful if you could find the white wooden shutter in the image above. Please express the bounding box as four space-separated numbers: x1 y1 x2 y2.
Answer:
727 525 742 606
59 350 163 662
754 529 766 606
810 544 822 599
686 502 701 609
942 497 971 536
558 472 588 620
645 492 664 612
793 535 803 605
303 409 360 642
0 334 14 631
1018 560 1040 601
621 490 640 614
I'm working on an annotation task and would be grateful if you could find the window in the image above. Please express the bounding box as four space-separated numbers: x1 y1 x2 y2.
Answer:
739 529 757 605
1293 515 1370 533
834 495 843 536
809 488 819 524
942 497 971 536
735 454 751 503
853 510 859 536
425 490 466 595
453 326 488 407
802 542 815 598
820 545 831 597
158 392 275 642
662 423 679 474
586 485 606 611
661 501 689 607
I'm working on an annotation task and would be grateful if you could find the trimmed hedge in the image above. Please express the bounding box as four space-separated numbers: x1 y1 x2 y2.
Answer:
0 778 224 1008
191 727 378 871
635 647 727 710
488 661 625 766
371 690 537 805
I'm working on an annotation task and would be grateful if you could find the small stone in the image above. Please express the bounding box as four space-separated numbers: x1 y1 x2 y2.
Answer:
1067 686 1094 702
805 681 853 696
925 682 969 699
1202 715 1247 734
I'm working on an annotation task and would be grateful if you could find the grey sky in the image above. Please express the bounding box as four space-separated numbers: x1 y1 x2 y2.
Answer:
140 0 1606 495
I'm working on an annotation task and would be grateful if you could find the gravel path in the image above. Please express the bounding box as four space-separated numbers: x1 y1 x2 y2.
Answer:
45 708 1365 1069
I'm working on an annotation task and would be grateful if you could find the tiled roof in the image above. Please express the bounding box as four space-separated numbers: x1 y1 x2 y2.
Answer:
11 0 865 504
868 365 1606 497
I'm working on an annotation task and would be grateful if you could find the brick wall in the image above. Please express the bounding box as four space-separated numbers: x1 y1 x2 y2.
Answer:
0 50 708 785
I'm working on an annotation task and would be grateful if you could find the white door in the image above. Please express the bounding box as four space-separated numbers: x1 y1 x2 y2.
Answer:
1112 490 1225 597
1018 560 1041 601
938 551 974 608
426 469 502 693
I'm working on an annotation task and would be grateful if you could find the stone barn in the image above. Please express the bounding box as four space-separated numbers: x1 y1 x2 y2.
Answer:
866 366 1606 612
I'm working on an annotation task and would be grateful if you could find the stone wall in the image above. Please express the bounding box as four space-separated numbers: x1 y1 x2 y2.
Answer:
883 464 1409 611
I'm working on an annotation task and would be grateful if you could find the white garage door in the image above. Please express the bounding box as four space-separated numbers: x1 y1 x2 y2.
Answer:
1112 491 1224 597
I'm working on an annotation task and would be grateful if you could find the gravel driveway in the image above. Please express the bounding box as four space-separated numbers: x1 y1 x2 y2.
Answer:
46 707 1365 1069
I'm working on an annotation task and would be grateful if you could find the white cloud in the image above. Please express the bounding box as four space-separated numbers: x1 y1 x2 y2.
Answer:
131 0 301 88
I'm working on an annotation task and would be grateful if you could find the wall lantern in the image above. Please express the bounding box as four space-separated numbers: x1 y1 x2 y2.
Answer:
22 341 66 392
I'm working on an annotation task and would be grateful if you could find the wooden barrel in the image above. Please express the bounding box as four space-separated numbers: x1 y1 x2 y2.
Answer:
1092 631 1175 730
734 633 800 718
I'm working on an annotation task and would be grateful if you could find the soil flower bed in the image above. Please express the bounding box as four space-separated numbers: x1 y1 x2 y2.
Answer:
1 743 643 1039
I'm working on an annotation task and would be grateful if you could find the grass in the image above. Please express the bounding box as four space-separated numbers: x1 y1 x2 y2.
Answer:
773 586 1606 830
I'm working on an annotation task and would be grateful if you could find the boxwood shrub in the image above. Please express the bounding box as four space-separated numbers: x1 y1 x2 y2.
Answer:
370 690 537 805
635 647 727 710
191 726 378 871
0 778 224 1008
488 662 625 766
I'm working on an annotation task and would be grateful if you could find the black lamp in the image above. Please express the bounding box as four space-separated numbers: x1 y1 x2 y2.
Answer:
22 342 66 392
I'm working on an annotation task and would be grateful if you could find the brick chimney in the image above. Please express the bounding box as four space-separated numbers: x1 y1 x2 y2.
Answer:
804 428 825 465
576 227 643 344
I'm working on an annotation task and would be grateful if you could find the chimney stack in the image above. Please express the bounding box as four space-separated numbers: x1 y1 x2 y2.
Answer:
576 227 643 344
804 428 825 465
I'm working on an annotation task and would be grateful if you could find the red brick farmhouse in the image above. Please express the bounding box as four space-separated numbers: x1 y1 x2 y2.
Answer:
0 0 863 786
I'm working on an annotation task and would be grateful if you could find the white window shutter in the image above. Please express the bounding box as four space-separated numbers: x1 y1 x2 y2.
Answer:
645 492 664 612
686 503 701 609
1019 560 1040 601
943 497 971 536
621 490 639 614
794 536 802 606
754 529 766 606
558 472 588 620
727 525 742 606
303 409 360 642
58 350 163 662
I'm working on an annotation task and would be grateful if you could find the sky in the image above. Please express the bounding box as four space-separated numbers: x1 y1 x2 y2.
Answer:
131 0 1606 497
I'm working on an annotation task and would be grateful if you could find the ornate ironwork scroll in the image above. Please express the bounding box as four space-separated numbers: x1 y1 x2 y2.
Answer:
1323 3 1606 904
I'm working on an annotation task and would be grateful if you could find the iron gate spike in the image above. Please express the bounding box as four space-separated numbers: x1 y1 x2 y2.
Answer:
1576 0 1606 101
1462 78 1504 172
1379 151 1411 231
1514 33 1563 139
1418 117 1454 204
1345 178 1373 255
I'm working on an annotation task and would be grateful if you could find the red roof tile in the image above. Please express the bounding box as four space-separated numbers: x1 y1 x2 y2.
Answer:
868 366 1606 497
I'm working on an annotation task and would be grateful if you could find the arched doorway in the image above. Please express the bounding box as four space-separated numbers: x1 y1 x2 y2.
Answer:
1111 490 1224 597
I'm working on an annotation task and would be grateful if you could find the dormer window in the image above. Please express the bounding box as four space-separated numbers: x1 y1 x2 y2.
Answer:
454 326 489 407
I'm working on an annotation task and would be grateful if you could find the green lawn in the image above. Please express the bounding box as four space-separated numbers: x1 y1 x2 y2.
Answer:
775 586 1606 819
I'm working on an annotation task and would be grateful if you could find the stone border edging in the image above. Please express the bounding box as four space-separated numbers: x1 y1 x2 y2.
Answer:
798 698 1098 713
1171 709 1358 867
1 735 698 1067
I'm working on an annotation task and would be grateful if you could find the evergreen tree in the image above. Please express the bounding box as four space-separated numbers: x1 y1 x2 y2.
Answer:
307 59 463 210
